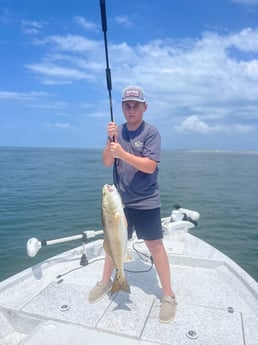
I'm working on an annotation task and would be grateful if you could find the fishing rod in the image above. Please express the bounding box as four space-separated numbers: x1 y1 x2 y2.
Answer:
99 0 113 122
99 0 118 186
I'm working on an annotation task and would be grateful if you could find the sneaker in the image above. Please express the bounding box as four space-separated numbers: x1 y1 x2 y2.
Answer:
88 280 112 304
159 295 177 323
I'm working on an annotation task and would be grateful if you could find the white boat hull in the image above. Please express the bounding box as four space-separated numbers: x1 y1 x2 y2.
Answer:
0 214 258 345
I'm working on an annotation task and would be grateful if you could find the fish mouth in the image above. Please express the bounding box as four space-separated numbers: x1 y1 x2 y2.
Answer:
105 184 114 193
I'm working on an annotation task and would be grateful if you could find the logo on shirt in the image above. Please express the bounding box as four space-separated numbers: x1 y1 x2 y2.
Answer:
134 141 143 148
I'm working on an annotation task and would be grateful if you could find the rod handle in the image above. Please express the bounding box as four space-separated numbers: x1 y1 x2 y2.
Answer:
106 67 112 92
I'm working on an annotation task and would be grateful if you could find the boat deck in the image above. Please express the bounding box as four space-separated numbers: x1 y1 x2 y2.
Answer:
0 232 258 345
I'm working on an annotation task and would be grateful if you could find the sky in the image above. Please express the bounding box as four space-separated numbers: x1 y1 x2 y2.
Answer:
0 0 258 150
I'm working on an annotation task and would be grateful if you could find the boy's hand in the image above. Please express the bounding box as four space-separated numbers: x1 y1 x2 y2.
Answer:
107 122 118 142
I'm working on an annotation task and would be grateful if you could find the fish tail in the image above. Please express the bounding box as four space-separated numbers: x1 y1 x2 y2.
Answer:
111 270 130 294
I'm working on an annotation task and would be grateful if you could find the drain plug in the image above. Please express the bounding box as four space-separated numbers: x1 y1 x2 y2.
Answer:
60 304 70 312
186 330 198 339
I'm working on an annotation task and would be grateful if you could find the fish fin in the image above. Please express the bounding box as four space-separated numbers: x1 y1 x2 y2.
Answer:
114 211 121 223
103 239 111 257
124 250 132 262
111 270 130 294
123 214 128 228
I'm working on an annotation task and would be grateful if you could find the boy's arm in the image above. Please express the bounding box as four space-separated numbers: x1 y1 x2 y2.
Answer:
102 140 114 167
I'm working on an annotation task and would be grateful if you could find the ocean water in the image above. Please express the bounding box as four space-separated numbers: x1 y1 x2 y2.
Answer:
0 147 258 282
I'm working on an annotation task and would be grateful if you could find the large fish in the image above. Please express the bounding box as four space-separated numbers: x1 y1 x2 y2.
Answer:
101 184 130 294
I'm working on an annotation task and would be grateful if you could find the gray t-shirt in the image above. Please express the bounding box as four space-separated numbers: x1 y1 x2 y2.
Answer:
115 121 161 209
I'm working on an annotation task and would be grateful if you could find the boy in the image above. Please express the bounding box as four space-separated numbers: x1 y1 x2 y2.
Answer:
88 85 177 323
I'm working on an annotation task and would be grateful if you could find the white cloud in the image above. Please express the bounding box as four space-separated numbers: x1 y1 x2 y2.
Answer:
73 16 97 31
21 20 46 35
115 16 133 27
0 91 48 100
46 122 75 129
25 63 90 80
232 0 258 4
55 122 74 129
232 123 255 133
33 34 100 52
175 115 211 134
175 115 255 134
17 28 258 105
227 27 258 52
10 25 258 145
106 28 258 125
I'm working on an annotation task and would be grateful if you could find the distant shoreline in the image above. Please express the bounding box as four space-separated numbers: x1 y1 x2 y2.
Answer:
1 146 258 154
181 149 258 154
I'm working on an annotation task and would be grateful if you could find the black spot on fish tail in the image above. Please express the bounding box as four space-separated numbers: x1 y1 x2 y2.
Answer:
111 270 130 294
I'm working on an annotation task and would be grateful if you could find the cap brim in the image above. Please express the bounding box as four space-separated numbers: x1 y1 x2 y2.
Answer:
122 97 145 102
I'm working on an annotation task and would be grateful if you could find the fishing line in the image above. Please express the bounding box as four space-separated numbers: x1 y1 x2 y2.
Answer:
124 241 154 273
56 251 152 279
56 257 105 280
132 240 153 263
124 260 153 274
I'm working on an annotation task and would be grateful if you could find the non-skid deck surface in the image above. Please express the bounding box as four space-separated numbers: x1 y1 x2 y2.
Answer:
18 259 246 345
